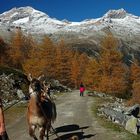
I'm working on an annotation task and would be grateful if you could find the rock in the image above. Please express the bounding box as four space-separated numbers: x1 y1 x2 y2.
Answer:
0 73 27 106
125 116 138 135
95 90 140 135
17 89 25 99
47 79 71 92
99 107 129 126
125 104 140 117
0 73 16 101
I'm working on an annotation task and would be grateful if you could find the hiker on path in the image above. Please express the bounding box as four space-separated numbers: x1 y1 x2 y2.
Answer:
79 82 85 96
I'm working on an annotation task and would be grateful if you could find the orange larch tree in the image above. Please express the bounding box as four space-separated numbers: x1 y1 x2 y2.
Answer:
79 53 89 85
8 30 25 69
130 60 140 82
55 40 73 86
0 37 8 66
8 30 34 69
99 34 129 97
83 34 129 97
129 60 140 104
39 36 56 79
22 45 45 77
70 51 80 88
23 36 56 77
83 58 101 90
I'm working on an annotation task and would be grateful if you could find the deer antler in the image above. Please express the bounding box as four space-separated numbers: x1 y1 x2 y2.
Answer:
38 74 45 81
27 73 32 82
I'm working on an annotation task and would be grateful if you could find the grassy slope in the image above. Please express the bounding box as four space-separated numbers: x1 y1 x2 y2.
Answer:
4 103 27 126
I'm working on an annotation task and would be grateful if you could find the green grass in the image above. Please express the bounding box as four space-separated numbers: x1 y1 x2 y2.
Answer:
92 97 140 140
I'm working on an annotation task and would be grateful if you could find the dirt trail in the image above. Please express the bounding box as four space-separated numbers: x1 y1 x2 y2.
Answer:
6 90 127 140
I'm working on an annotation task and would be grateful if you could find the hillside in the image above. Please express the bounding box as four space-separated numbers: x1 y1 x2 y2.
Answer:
0 7 140 61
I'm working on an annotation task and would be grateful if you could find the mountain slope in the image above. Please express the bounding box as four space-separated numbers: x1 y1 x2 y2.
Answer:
0 7 140 60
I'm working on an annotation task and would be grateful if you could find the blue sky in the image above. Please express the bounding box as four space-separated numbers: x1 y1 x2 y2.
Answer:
0 0 140 21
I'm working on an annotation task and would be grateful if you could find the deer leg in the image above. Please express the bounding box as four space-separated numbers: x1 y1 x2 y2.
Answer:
46 121 51 140
46 129 49 140
47 121 51 132
39 126 46 140
29 124 38 140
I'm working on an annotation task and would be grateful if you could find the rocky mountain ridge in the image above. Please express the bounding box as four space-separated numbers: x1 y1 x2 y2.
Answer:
0 7 140 60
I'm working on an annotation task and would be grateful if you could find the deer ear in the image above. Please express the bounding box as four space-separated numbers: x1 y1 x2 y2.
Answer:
38 74 45 81
43 80 46 86
27 73 32 82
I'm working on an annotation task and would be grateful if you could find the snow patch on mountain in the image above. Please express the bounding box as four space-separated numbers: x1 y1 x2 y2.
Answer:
0 6 140 51
0 6 140 61
13 17 29 24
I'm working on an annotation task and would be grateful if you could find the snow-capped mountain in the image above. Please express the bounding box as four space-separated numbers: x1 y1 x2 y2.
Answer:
1 7 140 34
0 6 68 33
0 6 140 60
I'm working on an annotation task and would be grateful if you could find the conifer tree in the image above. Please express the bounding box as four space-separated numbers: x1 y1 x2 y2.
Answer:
99 34 129 97
129 60 140 104
79 53 89 85
130 60 140 82
9 30 25 68
56 40 72 86
8 30 34 69
84 34 129 97
83 59 101 90
22 46 45 77
39 36 56 79
71 51 80 88
0 37 8 65
99 35 128 96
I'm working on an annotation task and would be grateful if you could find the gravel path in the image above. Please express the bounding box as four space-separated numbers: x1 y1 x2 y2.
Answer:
6 90 127 140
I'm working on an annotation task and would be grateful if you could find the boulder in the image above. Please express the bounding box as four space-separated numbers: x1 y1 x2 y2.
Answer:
125 116 138 135
125 104 140 117
95 90 140 135
0 73 27 106
99 107 129 126
17 89 25 99
48 79 71 92
0 73 16 101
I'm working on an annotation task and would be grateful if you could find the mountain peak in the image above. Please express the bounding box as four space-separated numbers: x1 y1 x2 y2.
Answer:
0 6 49 17
1 6 34 15
103 8 128 19
0 6 50 25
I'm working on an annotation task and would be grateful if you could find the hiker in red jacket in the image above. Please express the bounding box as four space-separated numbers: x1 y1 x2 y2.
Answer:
79 82 85 96
0 98 9 140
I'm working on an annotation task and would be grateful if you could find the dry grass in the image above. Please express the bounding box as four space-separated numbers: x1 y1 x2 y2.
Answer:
4 103 27 125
